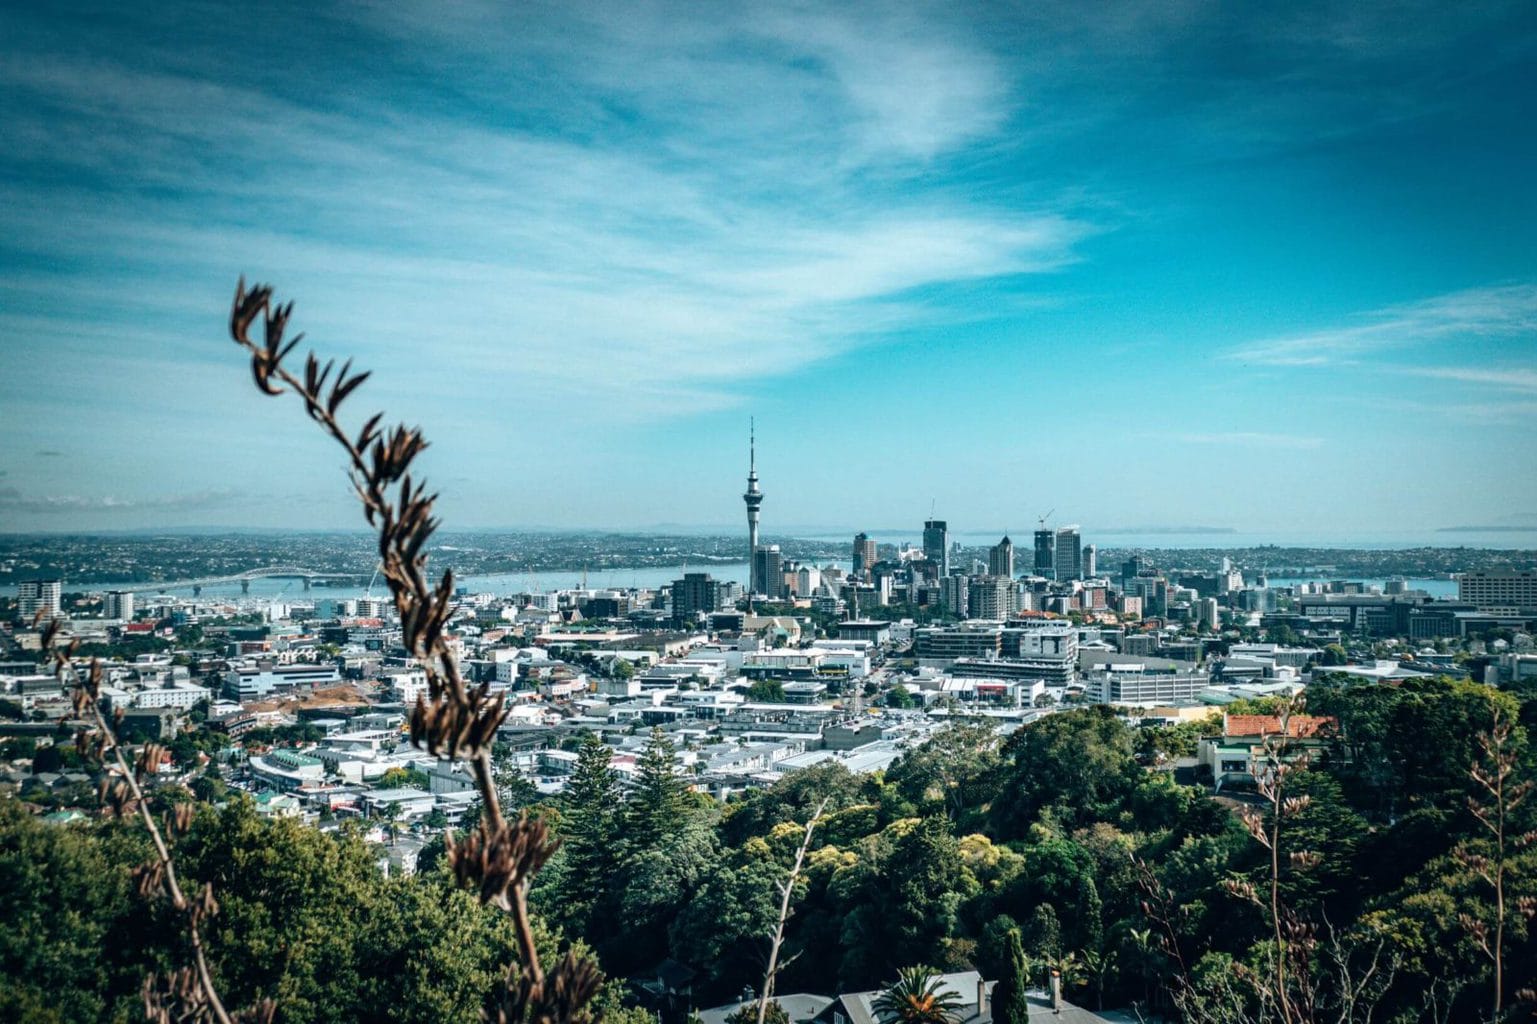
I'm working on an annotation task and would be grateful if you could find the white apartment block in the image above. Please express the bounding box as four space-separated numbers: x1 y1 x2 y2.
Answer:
17 579 62 621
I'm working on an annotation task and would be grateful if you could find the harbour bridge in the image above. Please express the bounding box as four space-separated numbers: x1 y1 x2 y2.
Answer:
114 566 373 595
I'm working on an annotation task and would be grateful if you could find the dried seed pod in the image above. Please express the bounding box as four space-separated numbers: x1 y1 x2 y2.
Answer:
169 802 196 837
133 861 167 899
490 949 605 1024
445 814 561 910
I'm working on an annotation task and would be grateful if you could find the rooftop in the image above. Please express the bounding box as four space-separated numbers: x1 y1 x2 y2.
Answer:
1223 714 1334 739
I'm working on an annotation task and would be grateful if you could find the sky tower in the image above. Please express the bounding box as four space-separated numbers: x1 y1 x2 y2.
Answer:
744 420 764 594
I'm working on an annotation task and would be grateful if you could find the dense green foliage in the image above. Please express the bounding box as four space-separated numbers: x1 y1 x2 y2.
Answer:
0 799 642 1024
533 680 1536 1021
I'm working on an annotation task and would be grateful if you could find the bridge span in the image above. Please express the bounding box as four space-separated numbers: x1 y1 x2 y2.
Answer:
113 566 372 595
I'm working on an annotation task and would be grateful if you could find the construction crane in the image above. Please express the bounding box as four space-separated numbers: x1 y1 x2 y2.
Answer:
1037 508 1055 529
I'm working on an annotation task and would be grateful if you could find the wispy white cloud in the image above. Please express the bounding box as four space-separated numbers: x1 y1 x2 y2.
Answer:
0 14 1085 421
1226 284 1537 366
1422 400 1537 424
1402 366 1537 394
356 2 1011 167
1174 432 1325 449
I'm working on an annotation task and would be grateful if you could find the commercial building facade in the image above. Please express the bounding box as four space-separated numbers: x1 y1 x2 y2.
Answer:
1458 571 1537 610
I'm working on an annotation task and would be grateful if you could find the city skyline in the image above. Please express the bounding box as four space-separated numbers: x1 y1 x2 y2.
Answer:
3 1 1536 535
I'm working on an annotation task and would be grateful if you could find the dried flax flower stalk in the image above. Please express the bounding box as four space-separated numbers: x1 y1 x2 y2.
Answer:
227 278 602 1024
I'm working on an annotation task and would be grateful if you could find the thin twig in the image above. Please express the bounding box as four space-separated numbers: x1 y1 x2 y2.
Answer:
45 621 253 1024
758 798 829 1024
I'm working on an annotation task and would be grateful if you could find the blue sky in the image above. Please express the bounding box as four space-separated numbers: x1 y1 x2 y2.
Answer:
1 0 1535 538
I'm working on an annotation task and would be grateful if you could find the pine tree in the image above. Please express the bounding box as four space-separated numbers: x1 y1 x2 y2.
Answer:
990 926 1031 1024
557 735 622 935
625 727 689 854
1024 903 1062 964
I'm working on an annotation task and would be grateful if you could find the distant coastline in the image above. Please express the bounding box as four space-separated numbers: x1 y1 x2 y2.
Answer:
3 529 1535 589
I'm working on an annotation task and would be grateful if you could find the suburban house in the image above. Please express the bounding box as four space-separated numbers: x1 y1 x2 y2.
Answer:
1198 713 1336 792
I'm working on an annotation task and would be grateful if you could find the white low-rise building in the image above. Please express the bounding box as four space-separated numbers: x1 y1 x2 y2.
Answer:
224 662 341 701
385 667 429 705
134 681 211 710
1086 668 1208 706
249 750 326 791
361 787 436 819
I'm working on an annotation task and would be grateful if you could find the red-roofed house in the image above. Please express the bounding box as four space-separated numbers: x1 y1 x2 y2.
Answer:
1198 714 1337 792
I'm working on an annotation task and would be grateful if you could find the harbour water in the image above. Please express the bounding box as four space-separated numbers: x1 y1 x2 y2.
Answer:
59 567 1460 604
123 563 755 602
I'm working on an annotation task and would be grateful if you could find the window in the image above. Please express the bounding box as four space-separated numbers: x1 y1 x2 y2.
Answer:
1221 759 1248 773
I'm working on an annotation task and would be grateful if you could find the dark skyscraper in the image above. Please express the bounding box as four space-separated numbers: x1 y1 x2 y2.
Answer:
744 422 764 594
1033 529 1055 578
923 519 949 576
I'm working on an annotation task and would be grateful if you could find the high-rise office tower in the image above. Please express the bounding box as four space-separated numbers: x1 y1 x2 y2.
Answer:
1082 544 1097 579
1033 529 1056 578
853 532 877 580
1054 526 1083 582
17 579 62 622
743 422 764 594
923 519 949 576
1121 556 1144 585
989 536 1015 578
753 545 784 601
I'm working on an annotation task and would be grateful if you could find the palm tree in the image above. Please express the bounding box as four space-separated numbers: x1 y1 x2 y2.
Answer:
379 800 402 847
872 966 965 1024
1079 949 1118 1010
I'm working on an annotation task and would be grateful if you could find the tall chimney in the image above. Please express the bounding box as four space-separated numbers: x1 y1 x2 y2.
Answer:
1050 969 1062 1014
977 978 987 1019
